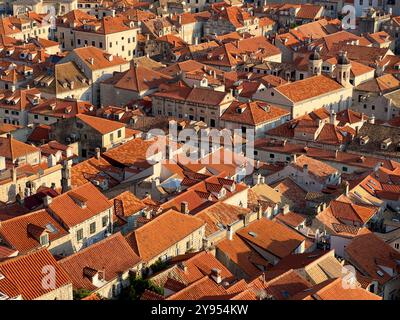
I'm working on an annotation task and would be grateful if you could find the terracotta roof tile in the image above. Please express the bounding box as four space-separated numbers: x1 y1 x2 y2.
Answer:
48 182 112 228
276 75 343 103
221 100 289 126
59 233 141 292
237 218 305 259
0 209 68 254
125 209 205 262
0 249 71 300
76 114 125 135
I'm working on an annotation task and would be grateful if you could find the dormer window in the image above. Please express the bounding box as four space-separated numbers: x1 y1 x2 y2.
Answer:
381 138 392 150
83 267 106 287
40 233 49 246
360 136 369 145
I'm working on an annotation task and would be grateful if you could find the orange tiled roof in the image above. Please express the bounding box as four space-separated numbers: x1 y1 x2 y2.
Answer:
151 251 234 289
111 191 146 221
102 137 157 168
71 155 122 188
291 155 337 182
0 249 71 300
48 182 112 228
102 63 172 93
0 136 39 161
237 218 305 259
72 46 128 70
195 202 251 237
59 233 141 292
276 75 343 103
216 234 268 279
76 113 125 134
345 232 400 285
125 209 205 262
291 277 381 300
221 100 289 126
30 99 95 119
275 211 306 228
0 209 68 254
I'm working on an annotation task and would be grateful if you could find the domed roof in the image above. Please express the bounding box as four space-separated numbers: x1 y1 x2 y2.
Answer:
337 51 350 65
309 50 321 61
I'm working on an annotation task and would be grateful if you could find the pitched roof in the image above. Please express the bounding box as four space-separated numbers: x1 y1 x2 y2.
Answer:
151 251 234 289
275 211 306 229
237 218 305 259
102 137 157 168
252 269 312 300
290 154 338 182
216 234 268 279
221 100 289 126
345 232 400 285
111 191 146 221
0 209 68 254
0 136 39 161
102 63 172 93
195 202 251 237
355 74 400 93
72 46 128 70
59 233 141 292
0 249 71 300
76 114 125 134
271 177 308 209
125 209 205 262
71 153 121 188
291 277 382 300
48 182 112 228
275 75 343 103
153 83 231 106
30 99 95 119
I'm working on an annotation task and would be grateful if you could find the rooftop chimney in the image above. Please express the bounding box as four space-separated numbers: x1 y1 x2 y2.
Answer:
281 204 290 215
369 115 375 124
344 181 349 196
95 147 101 160
227 225 233 241
211 268 222 284
330 110 336 125
180 201 189 214
43 195 52 207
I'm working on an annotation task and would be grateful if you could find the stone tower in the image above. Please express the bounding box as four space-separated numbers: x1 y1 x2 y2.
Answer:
308 49 322 77
336 51 352 87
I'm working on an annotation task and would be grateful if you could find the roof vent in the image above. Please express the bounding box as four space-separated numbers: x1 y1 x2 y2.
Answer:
248 231 257 237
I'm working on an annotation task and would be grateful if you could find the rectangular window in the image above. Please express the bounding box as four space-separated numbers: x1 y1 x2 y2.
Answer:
102 215 108 227
110 133 114 141
76 229 83 241
117 130 121 138
34 114 38 119
90 222 96 234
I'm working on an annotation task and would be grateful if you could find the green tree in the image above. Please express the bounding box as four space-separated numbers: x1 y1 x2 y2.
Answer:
121 276 164 300
73 288 92 300
150 258 168 274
